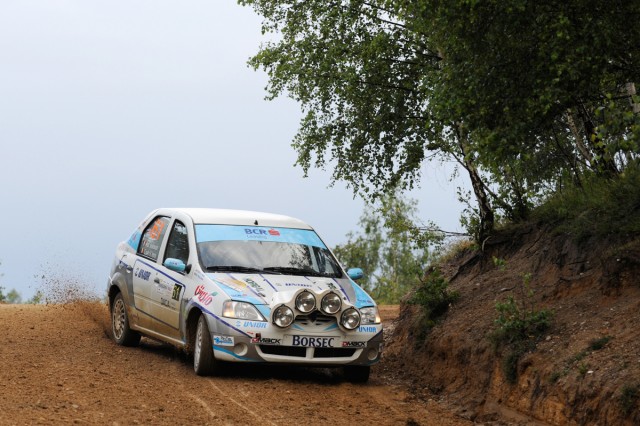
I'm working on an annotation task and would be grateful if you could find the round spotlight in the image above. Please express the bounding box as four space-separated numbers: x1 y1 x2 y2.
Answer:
321 293 342 314
340 308 361 330
295 291 316 313
273 305 294 328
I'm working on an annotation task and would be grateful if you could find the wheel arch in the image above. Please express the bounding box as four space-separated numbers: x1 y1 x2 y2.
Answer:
107 272 131 312
185 306 203 354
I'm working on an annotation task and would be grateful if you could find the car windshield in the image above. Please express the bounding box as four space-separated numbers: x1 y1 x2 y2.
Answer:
194 224 343 278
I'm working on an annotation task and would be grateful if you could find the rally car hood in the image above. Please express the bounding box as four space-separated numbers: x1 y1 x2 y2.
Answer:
205 272 375 309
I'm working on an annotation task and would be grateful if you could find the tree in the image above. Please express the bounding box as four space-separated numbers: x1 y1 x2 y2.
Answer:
5 289 21 304
239 0 640 242
0 260 22 304
333 193 436 303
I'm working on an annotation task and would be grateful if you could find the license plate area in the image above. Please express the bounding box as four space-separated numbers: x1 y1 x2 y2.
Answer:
284 335 340 348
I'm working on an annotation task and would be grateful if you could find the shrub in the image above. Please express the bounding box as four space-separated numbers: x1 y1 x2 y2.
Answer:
490 272 552 383
408 268 460 344
589 336 613 351
619 384 640 416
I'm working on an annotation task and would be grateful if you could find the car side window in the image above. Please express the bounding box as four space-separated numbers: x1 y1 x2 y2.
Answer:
164 220 190 266
138 216 170 262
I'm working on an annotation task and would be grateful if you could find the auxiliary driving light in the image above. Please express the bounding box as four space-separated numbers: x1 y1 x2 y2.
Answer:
273 305 295 328
295 291 316 313
321 292 342 314
340 308 361 330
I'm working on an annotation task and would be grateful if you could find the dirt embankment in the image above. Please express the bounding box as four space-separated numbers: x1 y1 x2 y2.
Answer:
0 302 469 426
385 225 640 425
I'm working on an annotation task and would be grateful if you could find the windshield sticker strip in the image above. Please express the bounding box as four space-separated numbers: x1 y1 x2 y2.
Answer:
195 224 326 248
332 278 351 302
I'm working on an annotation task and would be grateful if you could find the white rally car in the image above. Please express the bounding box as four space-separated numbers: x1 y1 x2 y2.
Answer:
107 208 382 382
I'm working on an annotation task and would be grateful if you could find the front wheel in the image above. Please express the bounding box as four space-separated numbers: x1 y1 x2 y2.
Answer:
194 315 218 376
343 365 370 383
111 292 140 347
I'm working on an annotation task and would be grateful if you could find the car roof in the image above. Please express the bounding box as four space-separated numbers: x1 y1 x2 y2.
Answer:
165 208 314 230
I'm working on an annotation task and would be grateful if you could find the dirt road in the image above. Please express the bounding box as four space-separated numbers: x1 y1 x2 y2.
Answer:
0 303 470 425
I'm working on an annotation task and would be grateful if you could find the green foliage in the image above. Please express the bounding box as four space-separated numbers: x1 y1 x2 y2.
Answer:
333 192 442 303
408 267 459 345
534 167 640 241
490 272 552 384
240 0 640 244
577 362 590 377
493 296 552 347
0 260 24 304
589 336 613 351
619 383 640 416
27 291 44 305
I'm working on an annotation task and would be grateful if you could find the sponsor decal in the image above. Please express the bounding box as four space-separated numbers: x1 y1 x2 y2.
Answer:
242 321 267 329
285 283 312 288
244 228 281 237
244 278 266 297
156 281 172 293
217 276 247 291
194 285 215 305
127 229 143 250
213 335 234 346
148 218 166 240
291 336 335 348
342 341 367 348
326 282 338 291
251 337 282 345
357 326 377 333
135 268 151 281
171 284 181 301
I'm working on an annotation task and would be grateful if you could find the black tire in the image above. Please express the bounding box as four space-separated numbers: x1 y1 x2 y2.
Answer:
111 292 141 347
194 315 218 376
344 365 370 383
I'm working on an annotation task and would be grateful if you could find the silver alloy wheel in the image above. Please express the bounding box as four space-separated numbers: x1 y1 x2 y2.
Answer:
112 298 126 340
194 318 203 371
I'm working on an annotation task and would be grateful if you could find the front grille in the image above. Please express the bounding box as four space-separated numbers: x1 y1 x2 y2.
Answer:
258 345 357 359
259 345 306 357
314 348 356 358
294 313 335 327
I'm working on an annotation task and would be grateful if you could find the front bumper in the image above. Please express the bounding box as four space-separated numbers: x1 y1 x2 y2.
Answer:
209 316 383 367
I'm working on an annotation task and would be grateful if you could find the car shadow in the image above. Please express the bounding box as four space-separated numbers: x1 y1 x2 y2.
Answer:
135 337 347 384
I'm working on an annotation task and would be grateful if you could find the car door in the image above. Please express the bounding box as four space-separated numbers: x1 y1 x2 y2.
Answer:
151 219 190 339
132 215 171 330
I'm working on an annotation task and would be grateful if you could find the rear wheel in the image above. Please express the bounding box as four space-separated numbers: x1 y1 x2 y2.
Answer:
343 365 370 383
194 315 218 376
111 292 140 346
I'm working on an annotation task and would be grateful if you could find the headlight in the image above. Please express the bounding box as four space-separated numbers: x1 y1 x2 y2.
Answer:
222 301 264 321
360 306 381 324
340 308 361 330
273 305 295 328
295 291 316 313
320 293 342 314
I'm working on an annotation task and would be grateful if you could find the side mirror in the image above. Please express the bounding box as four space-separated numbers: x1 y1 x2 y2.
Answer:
164 258 186 273
347 268 364 280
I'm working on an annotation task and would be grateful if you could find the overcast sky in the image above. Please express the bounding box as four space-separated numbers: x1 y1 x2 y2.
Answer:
0 1 464 300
